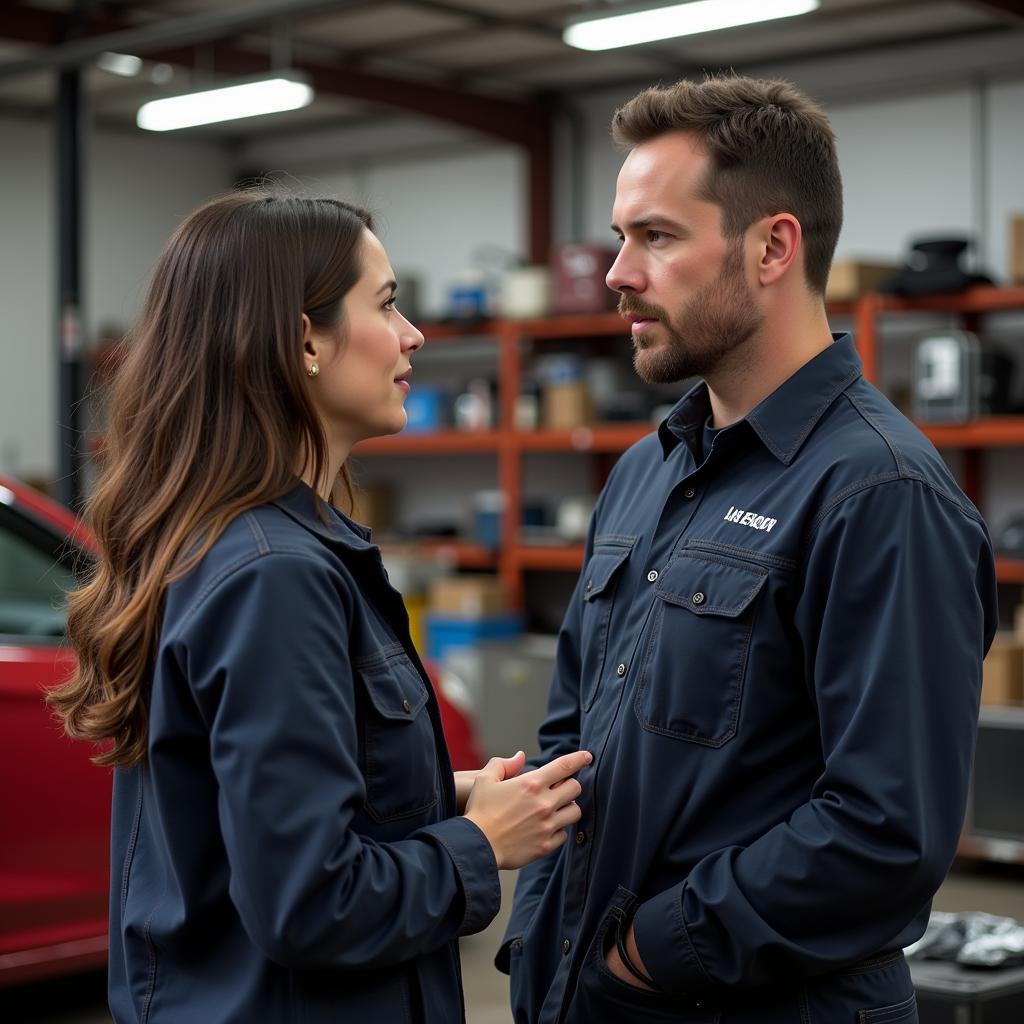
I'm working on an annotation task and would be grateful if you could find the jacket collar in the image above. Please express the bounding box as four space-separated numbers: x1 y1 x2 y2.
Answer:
270 480 376 552
659 333 862 466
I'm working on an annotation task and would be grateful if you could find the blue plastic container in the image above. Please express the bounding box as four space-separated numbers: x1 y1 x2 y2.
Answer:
426 613 524 660
404 387 448 432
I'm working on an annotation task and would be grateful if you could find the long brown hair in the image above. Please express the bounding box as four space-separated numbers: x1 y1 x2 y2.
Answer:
611 75 843 295
49 190 372 768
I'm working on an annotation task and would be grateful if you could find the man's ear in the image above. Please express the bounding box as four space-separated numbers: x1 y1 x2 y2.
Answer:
757 214 801 286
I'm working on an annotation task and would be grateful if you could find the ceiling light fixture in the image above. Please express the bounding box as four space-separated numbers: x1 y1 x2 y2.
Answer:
97 52 143 77
564 0 820 52
136 70 313 132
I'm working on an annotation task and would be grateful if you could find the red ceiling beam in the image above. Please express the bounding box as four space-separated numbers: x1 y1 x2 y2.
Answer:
1 2 554 261
968 0 1024 18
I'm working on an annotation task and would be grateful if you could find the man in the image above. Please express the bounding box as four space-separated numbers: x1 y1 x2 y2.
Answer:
499 75 997 1024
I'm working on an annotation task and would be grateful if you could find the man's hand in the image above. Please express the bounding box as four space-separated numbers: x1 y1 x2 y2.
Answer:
604 925 656 991
454 751 526 813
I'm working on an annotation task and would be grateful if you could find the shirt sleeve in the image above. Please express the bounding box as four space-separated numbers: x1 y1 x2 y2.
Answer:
632 477 998 994
170 551 500 971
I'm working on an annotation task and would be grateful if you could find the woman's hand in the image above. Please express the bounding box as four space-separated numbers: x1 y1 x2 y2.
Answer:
454 751 527 813
465 750 592 869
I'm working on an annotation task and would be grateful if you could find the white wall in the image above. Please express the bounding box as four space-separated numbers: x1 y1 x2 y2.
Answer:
237 119 527 320
0 115 233 481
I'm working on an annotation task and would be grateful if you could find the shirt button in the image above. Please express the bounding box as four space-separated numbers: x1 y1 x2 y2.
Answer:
562 939 571 955
691 592 705 606
683 487 696 499
616 663 627 677
402 698 412 712
647 570 659 582
575 830 587 845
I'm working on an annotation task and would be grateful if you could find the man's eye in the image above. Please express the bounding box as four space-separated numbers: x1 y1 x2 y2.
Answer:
648 230 665 243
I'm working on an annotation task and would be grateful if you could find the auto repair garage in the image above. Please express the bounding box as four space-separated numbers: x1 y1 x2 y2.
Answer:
2 2 1024 1022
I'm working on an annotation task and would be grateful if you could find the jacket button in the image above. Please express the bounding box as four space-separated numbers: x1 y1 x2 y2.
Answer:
562 939 571 955
575 830 586 845
647 570 659 582
684 487 696 499
402 698 412 712
616 663 627 677
585 579 593 592
511 938 523 952
691 592 705 606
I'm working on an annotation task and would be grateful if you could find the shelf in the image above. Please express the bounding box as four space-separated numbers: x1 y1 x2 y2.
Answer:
996 558 1024 585
513 544 586 570
876 285 1024 315
919 418 1024 448
353 430 501 455
957 834 1024 865
380 539 497 569
519 423 654 452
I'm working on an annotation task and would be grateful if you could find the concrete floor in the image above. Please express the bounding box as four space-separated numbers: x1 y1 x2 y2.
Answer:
4 862 1024 1024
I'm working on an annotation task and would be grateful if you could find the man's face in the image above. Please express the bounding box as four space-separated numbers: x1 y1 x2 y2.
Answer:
607 131 763 384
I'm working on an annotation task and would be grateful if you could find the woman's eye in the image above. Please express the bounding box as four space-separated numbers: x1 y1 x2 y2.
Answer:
383 296 397 311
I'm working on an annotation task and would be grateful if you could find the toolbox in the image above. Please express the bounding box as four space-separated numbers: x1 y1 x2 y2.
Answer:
910 959 1024 1023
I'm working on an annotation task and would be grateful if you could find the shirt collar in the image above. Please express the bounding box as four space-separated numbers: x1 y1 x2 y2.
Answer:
270 480 376 551
659 333 862 465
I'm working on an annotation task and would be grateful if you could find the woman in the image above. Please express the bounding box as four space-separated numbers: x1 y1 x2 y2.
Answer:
50 191 589 1023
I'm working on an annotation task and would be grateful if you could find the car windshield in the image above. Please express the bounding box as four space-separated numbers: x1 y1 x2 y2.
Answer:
0 506 85 641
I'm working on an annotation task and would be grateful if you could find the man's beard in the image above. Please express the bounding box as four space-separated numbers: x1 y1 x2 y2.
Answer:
620 241 763 385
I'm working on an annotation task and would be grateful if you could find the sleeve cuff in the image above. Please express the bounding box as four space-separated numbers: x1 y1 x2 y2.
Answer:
418 816 500 937
631 885 711 996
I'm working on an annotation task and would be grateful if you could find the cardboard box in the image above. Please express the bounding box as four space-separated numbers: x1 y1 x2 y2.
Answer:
1011 214 1024 285
825 260 898 301
543 381 592 430
428 575 508 618
981 634 1024 705
551 244 618 314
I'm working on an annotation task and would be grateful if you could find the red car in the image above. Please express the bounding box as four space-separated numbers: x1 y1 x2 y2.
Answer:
0 475 480 987
0 476 108 986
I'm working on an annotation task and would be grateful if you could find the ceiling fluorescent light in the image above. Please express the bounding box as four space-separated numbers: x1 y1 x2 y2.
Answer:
137 71 313 132
97 52 143 77
564 0 820 51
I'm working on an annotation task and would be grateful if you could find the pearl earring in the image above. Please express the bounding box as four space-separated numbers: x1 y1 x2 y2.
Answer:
307 363 319 378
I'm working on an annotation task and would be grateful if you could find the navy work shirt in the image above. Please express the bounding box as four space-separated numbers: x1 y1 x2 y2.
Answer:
502 335 997 1024
108 484 499 1024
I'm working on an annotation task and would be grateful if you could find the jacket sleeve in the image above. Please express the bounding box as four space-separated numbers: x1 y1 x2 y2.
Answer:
169 551 500 971
496 511 599 972
632 478 998 994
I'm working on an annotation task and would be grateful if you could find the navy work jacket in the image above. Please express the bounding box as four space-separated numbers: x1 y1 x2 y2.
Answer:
107 483 499 1024
502 335 998 1024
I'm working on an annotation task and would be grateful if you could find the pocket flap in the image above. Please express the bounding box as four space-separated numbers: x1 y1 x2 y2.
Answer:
582 543 633 602
358 651 429 720
656 552 767 617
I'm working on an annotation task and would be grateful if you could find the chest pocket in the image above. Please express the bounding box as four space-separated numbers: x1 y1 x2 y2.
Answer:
634 550 767 747
580 537 635 712
355 644 438 822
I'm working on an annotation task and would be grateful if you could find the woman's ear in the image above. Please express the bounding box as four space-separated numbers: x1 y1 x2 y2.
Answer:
757 213 801 287
301 313 319 365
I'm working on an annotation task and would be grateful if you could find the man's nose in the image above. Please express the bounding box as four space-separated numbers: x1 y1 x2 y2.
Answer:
606 246 644 294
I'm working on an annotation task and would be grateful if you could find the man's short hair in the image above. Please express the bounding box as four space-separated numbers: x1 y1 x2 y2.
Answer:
612 75 843 295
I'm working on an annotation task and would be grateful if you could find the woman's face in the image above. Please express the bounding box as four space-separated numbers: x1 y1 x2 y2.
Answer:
306 229 424 448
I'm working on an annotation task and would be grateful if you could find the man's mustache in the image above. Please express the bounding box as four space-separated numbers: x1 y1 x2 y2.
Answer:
618 296 668 321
